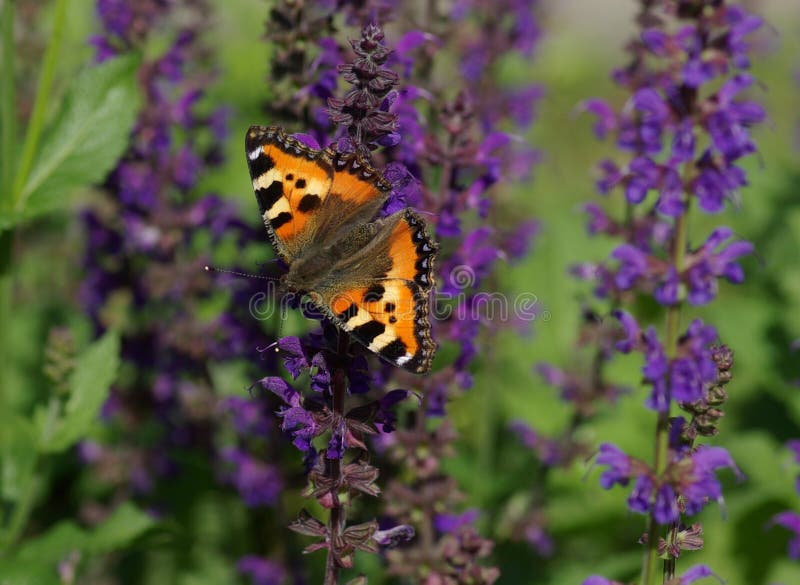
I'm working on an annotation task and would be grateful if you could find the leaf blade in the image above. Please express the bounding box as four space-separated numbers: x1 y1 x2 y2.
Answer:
6 55 141 229
42 331 120 452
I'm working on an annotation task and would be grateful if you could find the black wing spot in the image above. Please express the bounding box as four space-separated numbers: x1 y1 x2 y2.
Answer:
249 153 275 178
384 302 396 313
298 194 322 213
363 285 385 303
389 315 397 324
256 181 283 212
380 338 407 361
271 212 292 230
286 173 294 181
353 320 386 344
295 178 307 189
337 302 359 322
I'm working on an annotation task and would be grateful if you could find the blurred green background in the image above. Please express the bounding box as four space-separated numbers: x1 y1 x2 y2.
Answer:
4 0 800 583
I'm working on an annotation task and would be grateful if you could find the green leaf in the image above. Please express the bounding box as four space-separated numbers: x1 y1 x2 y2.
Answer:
0 560 60 585
84 502 157 554
2 55 140 231
11 504 155 572
14 522 86 564
41 331 120 452
0 414 37 502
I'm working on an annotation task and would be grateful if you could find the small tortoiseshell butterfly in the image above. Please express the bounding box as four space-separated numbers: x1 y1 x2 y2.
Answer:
245 126 438 374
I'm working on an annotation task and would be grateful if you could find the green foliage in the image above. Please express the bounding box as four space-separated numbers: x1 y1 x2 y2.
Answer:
0 415 38 502
38 331 120 452
0 503 157 585
0 55 141 231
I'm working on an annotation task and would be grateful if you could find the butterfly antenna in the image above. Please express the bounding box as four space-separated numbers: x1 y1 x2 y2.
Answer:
253 284 292 357
204 265 279 282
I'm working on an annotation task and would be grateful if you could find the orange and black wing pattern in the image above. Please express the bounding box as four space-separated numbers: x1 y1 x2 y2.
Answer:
319 209 438 374
245 126 391 260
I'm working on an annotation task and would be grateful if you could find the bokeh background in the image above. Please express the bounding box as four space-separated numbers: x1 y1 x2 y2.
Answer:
2 1 800 584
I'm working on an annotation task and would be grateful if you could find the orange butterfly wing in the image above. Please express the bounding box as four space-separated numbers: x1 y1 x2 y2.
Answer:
245 126 390 260
321 210 438 374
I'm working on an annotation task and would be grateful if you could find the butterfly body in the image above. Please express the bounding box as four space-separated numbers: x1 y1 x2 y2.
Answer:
246 126 438 374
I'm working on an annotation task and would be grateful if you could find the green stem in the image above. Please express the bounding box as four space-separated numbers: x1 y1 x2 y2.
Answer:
0 231 10 409
0 0 15 478
11 0 68 209
1 0 15 209
0 398 57 550
641 201 691 585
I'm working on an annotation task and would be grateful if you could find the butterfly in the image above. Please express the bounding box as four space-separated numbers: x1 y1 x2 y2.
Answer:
245 125 438 374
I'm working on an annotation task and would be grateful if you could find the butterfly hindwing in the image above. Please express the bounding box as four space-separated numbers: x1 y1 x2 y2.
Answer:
316 209 438 373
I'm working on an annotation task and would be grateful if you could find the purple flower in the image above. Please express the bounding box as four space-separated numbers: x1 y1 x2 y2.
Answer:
770 511 800 559
581 99 616 139
97 0 132 38
260 377 318 452
116 163 158 208
224 397 271 437
641 28 669 56
681 446 740 516
236 556 286 585
596 443 632 489
173 146 202 190
654 267 680 305
220 448 283 507
310 352 330 393
382 162 423 215
611 244 649 290
434 509 480 534
686 227 753 305
510 420 561 467
654 483 679 524
582 577 623 585
88 35 117 62
347 354 372 395
627 474 654 514
277 336 309 379
679 564 722 585
613 310 641 353
376 389 412 433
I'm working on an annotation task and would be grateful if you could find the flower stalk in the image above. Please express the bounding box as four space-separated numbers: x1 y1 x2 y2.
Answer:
324 331 350 585
578 2 765 584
